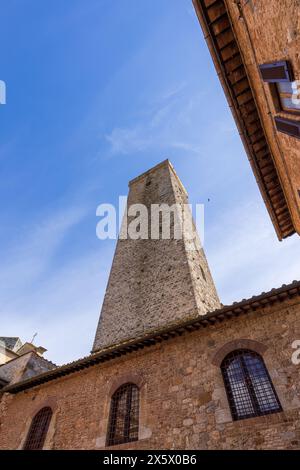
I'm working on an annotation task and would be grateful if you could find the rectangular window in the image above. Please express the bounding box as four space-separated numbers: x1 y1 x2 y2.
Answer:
277 81 300 113
259 61 293 83
259 61 300 115
274 117 300 139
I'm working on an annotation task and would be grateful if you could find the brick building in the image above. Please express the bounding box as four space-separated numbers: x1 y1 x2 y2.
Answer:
193 0 300 239
0 160 300 450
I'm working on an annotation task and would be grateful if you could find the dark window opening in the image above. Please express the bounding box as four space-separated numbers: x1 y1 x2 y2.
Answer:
275 117 300 139
259 61 293 83
200 266 206 281
107 383 139 446
24 407 53 450
221 349 282 421
259 61 300 115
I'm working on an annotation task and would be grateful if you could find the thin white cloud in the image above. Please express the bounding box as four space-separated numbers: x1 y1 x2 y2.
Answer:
170 141 202 153
0 245 113 365
105 85 207 157
156 82 187 103
0 205 87 291
104 80 237 161
106 127 151 155
0 192 114 365
206 201 300 305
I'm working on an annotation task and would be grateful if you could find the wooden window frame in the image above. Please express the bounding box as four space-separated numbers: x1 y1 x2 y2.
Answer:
259 61 293 83
275 82 300 116
259 60 300 116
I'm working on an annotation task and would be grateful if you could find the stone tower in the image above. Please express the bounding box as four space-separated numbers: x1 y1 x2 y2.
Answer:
92 160 220 352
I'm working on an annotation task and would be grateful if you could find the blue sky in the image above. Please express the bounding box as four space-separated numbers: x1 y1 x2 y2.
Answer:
1 0 299 365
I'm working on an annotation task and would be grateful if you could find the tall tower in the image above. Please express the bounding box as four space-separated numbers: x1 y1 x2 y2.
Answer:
93 160 220 352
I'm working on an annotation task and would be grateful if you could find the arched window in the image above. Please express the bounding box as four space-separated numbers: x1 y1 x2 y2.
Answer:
221 349 282 421
24 407 53 450
107 383 139 446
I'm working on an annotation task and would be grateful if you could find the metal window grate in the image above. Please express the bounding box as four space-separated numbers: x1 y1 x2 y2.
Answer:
221 349 282 421
24 407 53 450
107 383 139 446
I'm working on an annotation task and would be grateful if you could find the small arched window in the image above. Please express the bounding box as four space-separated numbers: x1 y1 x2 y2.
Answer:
24 407 53 450
221 349 282 421
107 383 139 446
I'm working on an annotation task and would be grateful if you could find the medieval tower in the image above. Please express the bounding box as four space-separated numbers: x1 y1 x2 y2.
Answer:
93 160 220 351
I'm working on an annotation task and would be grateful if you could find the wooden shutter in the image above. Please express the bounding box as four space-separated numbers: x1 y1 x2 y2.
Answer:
275 117 300 139
259 61 293 83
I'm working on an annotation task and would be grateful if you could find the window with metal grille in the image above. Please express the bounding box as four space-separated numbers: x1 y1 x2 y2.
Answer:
107 383 139 446
221 349 282 421
24 407 53 450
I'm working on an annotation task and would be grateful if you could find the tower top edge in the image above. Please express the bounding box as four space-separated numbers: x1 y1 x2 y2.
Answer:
128 159 188 196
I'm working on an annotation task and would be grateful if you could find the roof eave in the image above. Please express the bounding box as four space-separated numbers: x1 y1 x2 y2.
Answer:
2 280 300 395
192 0 295 240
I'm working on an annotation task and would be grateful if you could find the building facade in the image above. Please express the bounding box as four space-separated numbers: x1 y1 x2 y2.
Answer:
0 161 300 450
193 0 300 239
0 338 55 390
0 338 20 367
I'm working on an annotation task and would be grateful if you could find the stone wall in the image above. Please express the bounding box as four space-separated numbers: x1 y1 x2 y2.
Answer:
0 354 31 385
93 160 220 351
0 348 16 366
1 297 300 450
0 352 55 386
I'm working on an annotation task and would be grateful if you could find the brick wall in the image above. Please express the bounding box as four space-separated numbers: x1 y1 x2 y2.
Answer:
1 298 300 450
225 0 300 233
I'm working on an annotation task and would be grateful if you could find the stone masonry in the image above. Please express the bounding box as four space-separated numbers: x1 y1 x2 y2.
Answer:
93 160 220 351
0 295 300 449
